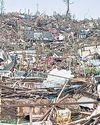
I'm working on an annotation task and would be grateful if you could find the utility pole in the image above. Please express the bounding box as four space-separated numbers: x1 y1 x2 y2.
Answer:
0 0 4 15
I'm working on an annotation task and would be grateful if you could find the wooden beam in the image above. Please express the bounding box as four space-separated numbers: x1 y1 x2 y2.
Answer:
29 107 33 125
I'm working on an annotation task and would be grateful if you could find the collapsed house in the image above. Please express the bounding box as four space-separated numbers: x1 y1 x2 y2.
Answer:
0 13 100 125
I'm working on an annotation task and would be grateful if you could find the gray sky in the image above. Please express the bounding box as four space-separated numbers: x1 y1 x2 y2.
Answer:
4 0 100 19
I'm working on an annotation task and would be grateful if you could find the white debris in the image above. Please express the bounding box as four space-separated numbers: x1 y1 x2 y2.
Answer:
58 34 65 41
41 68 74 88
77 96 95 109
97 84 100 98
90 105 100 117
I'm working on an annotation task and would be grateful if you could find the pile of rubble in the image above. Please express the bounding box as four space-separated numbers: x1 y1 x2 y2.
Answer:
0 12 100 125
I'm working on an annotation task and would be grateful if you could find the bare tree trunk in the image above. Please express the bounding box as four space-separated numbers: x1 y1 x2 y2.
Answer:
66 0 70 17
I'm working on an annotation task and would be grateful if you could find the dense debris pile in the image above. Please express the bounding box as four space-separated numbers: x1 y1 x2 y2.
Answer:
0 12 100 125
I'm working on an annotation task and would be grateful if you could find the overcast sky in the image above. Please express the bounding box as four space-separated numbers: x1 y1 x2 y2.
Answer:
4 0 100 19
